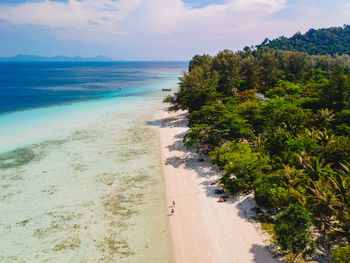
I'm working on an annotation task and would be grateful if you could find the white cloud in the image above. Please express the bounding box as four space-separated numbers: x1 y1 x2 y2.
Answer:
0 0 346 59
228 0 286 13
344 2 350 15
0 0 142 35
0 0 287 38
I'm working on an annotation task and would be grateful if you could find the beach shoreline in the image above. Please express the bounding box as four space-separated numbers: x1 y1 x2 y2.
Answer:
159 109 279 263
0 89 174 262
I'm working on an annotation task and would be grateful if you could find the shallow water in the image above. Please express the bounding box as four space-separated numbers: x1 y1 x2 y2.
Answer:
0 79 176 262
0 61 187 113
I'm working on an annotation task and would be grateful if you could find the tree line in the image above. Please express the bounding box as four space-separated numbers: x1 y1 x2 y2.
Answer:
257 25 350 56
165 47 350 262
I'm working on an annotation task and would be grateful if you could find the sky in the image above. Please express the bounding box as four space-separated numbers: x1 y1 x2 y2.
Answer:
0 0 349 60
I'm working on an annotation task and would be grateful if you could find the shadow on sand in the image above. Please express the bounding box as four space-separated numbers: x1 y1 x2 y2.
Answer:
147 111 188 128
250 244 284 263
150 111 285 262
150 111 262 222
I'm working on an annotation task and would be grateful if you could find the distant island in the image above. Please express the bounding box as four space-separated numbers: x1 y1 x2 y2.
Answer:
257 25 350 55
0 55 115 62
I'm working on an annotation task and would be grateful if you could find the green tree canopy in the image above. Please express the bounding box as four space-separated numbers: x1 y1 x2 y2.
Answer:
210 142 270 193
275 204 316 262
164 64 218 112
331 245 350 263
257 25 350 56
188 54 212 72
184 104 254 152
211 49 242 96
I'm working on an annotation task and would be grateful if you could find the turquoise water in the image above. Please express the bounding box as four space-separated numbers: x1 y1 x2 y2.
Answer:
0 63 184 262
0 80 175 153
0 61 186 113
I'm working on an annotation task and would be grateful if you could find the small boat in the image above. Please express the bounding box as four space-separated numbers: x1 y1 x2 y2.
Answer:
162 88 172 91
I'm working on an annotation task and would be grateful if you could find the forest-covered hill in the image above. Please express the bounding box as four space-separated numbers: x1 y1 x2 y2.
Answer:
257 25 350 55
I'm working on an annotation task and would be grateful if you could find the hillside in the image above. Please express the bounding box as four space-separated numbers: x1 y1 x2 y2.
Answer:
257 25 350 55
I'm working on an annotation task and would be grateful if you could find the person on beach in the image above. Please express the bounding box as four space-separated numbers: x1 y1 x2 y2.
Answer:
171 208 174 215
173 200 176 208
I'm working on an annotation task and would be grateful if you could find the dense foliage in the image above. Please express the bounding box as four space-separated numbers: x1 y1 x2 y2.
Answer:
257 25 350 56
274 205 316 262
331 245 350 263
165 46 350 261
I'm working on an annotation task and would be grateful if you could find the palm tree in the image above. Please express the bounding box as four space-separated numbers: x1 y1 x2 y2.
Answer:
331 163 350 204
317 108 335 129
296 151 311 166
306 178 343 257
279 165 308 206
304 128 318 139
307 179 342 233
329 162 350 245
318 108 335 120
331 210 350 245
282 165 302 185
296 153 330 180
315 128 336 146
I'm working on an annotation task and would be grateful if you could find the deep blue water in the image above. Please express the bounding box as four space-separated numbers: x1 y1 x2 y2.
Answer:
0 61 187 114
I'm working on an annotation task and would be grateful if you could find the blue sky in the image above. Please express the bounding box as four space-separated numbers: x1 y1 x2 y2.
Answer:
0 0 348 60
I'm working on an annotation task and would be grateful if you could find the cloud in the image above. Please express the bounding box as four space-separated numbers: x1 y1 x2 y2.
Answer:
344 2 350 15
228 0 286 13
0 0 287 38
0 0 142 36
0 0 346 59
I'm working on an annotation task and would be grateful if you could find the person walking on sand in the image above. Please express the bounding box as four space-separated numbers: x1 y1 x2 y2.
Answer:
173 200 176 208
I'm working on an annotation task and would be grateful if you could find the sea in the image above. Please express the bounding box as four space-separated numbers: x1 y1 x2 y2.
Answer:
0 61 187 262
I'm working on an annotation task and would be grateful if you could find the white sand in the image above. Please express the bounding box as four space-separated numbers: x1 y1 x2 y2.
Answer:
160 110 278 263
0 95 173 262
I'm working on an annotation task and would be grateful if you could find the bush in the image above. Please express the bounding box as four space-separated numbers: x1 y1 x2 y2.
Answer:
286 137 319 156
283 81 301 95
211 142 270 193
265 86 287 98
335 110 350 126
335 124 350 136
332 245 350 263
254 174 290 209
275 205 316 261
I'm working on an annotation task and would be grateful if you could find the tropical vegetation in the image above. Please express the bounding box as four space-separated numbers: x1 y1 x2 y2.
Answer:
165 45 350 261
257 25 350 56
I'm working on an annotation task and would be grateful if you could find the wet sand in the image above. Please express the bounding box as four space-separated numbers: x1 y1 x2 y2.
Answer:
0 92 173 262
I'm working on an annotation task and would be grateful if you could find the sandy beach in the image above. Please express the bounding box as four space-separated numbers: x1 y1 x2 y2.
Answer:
160 109 279 263
0 91 174 262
